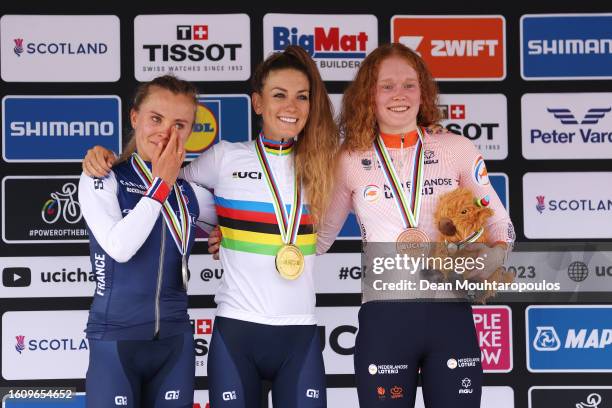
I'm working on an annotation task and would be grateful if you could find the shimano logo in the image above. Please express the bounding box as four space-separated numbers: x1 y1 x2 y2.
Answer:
10 121 114 137
528 39 612 55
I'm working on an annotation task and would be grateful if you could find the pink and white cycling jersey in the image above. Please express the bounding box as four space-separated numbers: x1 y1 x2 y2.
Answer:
317 130 515 253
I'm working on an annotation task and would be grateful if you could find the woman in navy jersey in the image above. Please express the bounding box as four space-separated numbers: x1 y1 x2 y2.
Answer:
79 75 217 408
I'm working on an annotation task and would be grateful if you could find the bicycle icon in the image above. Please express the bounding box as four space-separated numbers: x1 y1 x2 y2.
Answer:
41 183 82 224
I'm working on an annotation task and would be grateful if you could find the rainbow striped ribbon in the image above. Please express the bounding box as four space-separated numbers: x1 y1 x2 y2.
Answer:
131 153 191 257
254 134 303 245
372 127 426 229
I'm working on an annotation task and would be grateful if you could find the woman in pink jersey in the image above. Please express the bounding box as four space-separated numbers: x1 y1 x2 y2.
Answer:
316 43 514 408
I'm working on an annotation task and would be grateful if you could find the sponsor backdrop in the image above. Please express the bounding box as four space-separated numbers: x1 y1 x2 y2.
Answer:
1 3 611 408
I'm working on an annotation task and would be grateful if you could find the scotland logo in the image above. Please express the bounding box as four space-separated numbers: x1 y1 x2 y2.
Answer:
536 195 546 214
13 38 24 57
15 335 25 354
533 326 561 351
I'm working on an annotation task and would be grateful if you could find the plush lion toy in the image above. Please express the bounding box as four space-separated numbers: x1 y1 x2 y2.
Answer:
432 188 513 303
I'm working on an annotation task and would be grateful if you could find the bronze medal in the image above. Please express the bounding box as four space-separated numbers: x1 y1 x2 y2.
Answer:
396 228 430 256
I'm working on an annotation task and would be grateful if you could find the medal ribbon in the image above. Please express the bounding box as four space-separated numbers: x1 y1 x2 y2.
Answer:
131 153 191 256
449 227 485 250
373 127 425 229
254 134 303 245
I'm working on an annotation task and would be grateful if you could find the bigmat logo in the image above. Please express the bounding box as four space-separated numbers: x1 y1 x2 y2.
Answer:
0 15 120 82
472 306 513 373
2 176 88 244
522 93 612 159
438 94 508 160
263 14 378 81
2 310 89 380
392 15 505 81
134 14 250 81
521 14 612 80
186 95 251 159
529 386 612 408
527 305 612 372
2 96 121 162
523 172 612 239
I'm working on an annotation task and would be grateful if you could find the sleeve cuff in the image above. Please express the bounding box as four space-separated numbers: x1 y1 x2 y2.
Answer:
145 177 171 203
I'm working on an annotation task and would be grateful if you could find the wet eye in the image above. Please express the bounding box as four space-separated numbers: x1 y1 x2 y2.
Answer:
152 116 161 123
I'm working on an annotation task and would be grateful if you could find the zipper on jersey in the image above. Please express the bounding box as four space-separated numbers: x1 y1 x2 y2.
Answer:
154 224 166 339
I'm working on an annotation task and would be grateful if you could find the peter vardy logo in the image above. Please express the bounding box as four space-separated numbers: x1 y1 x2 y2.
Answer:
527 306 612 372
547 107 611 125
2 96 121 162
533 327 561 351
13 38 24 56
15 335 25 354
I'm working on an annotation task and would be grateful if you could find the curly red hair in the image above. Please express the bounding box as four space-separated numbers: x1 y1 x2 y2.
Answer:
340 43 441 150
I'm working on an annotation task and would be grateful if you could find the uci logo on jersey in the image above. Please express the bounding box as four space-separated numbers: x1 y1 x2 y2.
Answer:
232 171 262 180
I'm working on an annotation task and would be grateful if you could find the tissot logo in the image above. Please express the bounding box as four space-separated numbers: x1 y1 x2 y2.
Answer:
2 267 31 287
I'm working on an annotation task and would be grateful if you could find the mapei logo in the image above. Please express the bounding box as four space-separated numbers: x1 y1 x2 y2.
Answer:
547 107 611 125
176 25 208 40
392 15 506 80
272 26 369 58
13 38 24 57
15 335 25 354
533 326 561 351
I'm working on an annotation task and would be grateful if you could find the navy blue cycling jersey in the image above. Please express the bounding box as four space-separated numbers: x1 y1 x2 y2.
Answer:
79 159 214 340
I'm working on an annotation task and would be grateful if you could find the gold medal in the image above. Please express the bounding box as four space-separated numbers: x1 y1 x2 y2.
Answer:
396 228 430 256
275 244 305 280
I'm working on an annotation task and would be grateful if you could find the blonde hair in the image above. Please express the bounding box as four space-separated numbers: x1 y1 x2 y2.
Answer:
340 43 441 150
117 75 199 163
252 46 339 225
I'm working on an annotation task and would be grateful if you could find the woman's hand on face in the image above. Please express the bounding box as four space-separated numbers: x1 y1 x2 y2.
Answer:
208 225 222 260
152 127 186 187
83 146 117 178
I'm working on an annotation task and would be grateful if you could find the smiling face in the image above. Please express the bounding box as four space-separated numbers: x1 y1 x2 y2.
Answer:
252 68 310 141
374 55 421 134
130 86 196 161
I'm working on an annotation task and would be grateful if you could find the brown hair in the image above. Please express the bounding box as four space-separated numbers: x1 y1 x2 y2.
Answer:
252 45 339 225
340 43 441 150
117 75 199 163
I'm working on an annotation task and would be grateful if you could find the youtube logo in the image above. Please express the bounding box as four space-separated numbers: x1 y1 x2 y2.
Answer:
2 267 31 287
